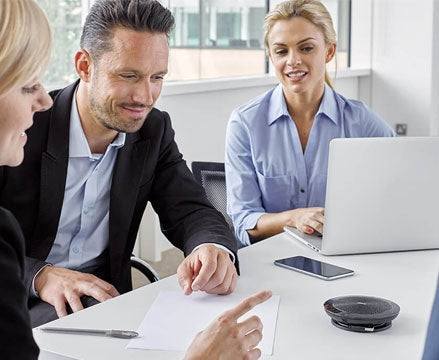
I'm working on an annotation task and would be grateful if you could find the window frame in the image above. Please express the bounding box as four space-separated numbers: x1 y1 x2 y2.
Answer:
38 0 356 88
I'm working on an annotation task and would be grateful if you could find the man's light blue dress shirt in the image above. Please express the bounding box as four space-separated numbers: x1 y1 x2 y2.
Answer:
225 83 396 246
45 91 126 270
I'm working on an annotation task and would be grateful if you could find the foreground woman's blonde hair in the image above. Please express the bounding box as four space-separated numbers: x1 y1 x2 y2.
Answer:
0 0 52 96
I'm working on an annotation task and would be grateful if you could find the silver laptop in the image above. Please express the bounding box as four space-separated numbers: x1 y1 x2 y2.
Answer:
284 136 439 255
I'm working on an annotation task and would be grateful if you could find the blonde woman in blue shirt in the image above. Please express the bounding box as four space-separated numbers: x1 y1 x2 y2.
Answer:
226 0 396 247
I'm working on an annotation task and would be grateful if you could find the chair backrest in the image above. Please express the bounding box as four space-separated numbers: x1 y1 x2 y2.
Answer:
191 161 234 231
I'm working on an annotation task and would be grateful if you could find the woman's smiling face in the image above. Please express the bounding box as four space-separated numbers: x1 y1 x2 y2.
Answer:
0 79 52 166
267 16 335 98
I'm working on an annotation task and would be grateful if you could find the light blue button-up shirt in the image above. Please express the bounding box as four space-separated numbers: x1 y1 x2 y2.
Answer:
45 90 126 270
225 83 396 246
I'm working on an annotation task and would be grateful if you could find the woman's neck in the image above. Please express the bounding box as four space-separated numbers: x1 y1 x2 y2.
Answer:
284 83 325 122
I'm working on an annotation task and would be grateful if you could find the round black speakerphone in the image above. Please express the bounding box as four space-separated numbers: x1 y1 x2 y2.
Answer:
323 295 400 333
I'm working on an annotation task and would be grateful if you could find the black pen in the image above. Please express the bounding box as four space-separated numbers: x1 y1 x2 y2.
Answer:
39 327 138 339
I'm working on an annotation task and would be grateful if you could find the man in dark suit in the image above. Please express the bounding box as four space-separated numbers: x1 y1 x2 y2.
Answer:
0 0 238 327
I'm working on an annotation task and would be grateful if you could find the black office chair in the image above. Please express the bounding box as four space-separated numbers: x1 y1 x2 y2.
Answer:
191 161 234 231
131 255 160 283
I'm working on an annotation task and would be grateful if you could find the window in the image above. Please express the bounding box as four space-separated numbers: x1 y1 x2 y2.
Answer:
166 0 350 80
323 0 351 71
166 0 267 80
37 0 84 88
37 0 350 87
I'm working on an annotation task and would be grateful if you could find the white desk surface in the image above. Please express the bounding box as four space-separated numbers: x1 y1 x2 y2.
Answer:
34 233 439 360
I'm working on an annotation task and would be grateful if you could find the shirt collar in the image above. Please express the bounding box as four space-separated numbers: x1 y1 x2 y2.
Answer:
69 87 126 159
268 84 289 125
267 82 339 126
316 83 339 125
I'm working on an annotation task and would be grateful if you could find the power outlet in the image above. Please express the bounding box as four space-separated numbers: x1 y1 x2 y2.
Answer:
395 123 407 136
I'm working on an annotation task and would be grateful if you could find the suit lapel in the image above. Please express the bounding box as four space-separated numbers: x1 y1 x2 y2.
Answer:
109 132 150 272
30 82 78 258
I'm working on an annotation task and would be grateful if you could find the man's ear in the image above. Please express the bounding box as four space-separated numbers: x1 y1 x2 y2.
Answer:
74 49 94 82
325 43 337 63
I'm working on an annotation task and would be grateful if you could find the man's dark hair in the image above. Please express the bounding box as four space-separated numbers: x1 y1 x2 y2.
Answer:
80 0 175 61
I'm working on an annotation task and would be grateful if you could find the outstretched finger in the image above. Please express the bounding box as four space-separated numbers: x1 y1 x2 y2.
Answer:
226 290 272 319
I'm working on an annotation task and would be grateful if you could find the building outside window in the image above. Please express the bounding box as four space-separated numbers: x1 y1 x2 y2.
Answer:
165 0 267 80
37 0 350 87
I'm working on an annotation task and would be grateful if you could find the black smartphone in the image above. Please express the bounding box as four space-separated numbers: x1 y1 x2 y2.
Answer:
274 256 354 280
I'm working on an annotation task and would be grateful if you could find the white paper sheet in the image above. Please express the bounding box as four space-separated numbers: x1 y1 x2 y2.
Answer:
38 350 78 360
127 290 280 355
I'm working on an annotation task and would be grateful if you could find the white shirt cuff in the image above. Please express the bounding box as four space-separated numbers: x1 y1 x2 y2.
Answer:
31 264 52 298
191 243 236 264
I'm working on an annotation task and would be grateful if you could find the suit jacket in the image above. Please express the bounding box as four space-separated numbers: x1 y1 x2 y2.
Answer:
0 81 238 295
0 207 39 359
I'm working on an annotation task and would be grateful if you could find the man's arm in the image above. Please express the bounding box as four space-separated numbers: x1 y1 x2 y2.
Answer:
148 111 238 294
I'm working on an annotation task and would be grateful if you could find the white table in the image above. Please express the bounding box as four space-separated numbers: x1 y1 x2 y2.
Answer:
34 233 439 359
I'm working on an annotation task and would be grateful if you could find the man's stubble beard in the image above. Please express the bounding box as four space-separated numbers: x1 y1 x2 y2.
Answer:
88 83 148 133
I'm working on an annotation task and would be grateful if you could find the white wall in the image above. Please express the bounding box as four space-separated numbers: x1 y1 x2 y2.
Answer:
351 0 373 70
430 0 439 136
159 78 276 164
370 0 435 135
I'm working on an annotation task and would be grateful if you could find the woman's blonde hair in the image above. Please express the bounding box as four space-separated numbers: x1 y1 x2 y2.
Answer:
264 0 337 88
0 0 52 96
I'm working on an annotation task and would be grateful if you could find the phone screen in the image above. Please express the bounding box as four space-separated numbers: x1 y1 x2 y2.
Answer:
274 256 354 280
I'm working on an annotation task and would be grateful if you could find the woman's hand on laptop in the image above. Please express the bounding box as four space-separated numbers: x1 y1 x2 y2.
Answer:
286 207 325 235
248 207 325 242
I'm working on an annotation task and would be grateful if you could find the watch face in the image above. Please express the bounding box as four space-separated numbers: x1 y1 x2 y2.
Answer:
323 295 400 332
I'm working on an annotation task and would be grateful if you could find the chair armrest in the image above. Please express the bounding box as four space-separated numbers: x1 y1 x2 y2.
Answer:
130 255 161 283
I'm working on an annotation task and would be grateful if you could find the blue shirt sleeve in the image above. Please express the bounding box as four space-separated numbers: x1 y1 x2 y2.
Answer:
225 109 266 246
